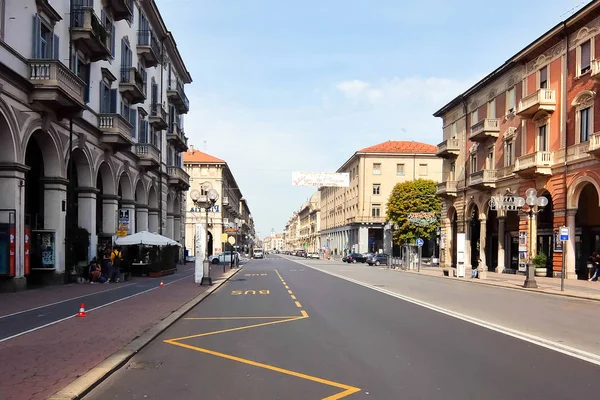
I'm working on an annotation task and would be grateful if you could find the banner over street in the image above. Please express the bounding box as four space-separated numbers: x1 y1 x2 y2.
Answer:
292 171 350 187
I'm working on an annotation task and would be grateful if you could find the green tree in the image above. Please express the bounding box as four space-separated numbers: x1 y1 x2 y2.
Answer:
386 179 441 245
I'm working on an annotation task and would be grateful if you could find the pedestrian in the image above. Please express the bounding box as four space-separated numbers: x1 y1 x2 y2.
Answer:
589 252 600 282
110 246 123 283
471 258 481 279
101 250 112 284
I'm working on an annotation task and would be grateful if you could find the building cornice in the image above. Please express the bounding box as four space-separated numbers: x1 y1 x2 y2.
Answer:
165 32 193 84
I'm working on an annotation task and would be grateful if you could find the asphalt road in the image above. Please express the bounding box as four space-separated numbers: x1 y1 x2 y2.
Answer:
85 256 600 399
0 266 196 342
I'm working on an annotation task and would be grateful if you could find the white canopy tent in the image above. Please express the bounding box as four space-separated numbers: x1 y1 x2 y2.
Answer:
114 231 182 247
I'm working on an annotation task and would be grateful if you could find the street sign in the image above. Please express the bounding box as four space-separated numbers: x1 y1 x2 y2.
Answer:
416 238 424 247
304 243 308 248
343 244 347 249
560 226 569 241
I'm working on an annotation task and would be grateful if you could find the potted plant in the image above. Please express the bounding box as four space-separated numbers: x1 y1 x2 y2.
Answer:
532 252 547 277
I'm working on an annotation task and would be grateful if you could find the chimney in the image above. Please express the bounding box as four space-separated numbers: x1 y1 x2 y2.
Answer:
189 144 194 154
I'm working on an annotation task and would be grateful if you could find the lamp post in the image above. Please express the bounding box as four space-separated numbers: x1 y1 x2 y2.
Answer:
520 188 548 289
189 188 219 286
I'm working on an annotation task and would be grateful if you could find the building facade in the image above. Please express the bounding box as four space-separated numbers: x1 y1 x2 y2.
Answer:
0 0 191 291
435 0 600 280
319 141 442 255
285 191 320 253
264 233 283 252
183 147 255 257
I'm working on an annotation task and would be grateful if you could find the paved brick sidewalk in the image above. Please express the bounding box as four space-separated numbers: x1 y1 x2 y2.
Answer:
405 267 600 301
0 266 233 400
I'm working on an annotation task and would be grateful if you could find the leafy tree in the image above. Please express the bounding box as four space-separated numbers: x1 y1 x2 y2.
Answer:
386 179 441 245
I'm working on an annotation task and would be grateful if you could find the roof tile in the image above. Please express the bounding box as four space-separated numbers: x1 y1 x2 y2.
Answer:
183 148 225 163
358 140 437 154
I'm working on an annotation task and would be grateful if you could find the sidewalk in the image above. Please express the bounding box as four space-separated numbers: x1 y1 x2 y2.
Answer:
0 265 237 400
405 266 600 301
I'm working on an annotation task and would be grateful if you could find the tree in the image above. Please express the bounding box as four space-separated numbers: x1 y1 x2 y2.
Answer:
386 179 441 245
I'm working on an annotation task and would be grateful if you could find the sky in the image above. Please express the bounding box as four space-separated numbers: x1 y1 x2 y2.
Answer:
156 0 590 239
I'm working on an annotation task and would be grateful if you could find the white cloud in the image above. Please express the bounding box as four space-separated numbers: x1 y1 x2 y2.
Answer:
183 75 478 236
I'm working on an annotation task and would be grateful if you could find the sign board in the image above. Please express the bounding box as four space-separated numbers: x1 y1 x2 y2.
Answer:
408 212 437 227
292 171 350 187
304 243 308 248
228 236 236 245
456 233 466 277
489 195 522 211
118 209 130 236
194 223 206 284
560 226 569 241
221 233 228 243
416 238 424 247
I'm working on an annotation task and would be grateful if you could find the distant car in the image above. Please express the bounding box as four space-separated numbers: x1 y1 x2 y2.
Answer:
346 253 367 263
253 248 264 259
309 252 319 259
367 254 388 266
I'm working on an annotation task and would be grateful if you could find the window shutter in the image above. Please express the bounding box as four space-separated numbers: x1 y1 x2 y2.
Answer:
109 88 117 113
99 82 105 113
52 34 59 60
129 108 137 138
111 24 116 57
120 38 126 70
32 14 41 58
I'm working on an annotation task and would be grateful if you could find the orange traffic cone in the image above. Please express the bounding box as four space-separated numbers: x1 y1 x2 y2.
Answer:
77 303 87 317
159 280 164 288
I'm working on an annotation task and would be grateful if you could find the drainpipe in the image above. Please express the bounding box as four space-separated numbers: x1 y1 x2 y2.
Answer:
159 38 165 234
66 0 75 280
461 96 469 233
562 22 569 275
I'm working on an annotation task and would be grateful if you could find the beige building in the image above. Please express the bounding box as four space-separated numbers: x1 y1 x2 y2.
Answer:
264 234 284 252
284 191 321 252
320 141 441 255
183 147 255 256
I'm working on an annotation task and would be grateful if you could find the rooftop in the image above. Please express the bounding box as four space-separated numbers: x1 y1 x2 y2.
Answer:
183 146 225 164
358 140 437 154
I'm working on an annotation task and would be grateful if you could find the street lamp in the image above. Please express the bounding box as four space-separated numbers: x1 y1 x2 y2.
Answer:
190 188 219 285
520 188 548 289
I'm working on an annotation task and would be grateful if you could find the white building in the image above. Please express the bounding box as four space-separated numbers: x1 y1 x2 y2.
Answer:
0 0 191 291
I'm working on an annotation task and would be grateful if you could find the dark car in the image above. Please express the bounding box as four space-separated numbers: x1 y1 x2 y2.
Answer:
367 253 388 266
346 253 367 263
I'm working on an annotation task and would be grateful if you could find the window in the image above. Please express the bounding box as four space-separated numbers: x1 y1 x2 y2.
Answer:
539 66 548 89
471 109 479 125
73 56 90 102
32 14 58 59
101 10 116 57
0 0 5 40
449 162 456 181
538 124 548 151
138 119 149 143
505 141 514 166
371 204 381 218
487 149 494 169
451 122 457 138
372 184 380 195
396 163 405 176
580 107 591 142
99 82 117 114
580 40 592 75
488 99 496 119
507 88 516 113
470 155 477 173
373 163 381 175
121 101 137 138
418 163 427 176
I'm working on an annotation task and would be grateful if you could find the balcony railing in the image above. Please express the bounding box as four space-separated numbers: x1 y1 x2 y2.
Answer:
119 66 146 103
166 123 189 151
436 181 457 196
167 166 190 189
470 118 500 141
517 88 556 118
436 138 461 158
98 113 134 149
591 59 600 82
137 30 161 67
496 165 515 179
346 216 386 224
135 143 160 168
587 132 600 157
28 60 86 118
70 5 111 61
167 80 189 113
469 169 497 188
514 151 554 176
149 103 168 129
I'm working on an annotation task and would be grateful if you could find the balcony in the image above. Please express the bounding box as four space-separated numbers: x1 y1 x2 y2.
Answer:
104 0 133 21
470 119 500 142
468 169 497 189
591 59 600 82
70 6 111 61
222 197 230 206
167 166 190 190
166 124 189 152
167 81 189 114
436 181 458 197
436 138 461 158
98 114 134 150
587 132 600 157
27 60 85 119
137 30 161 68
149 103 168 130
346 216 386 224
135 143 160 169
514 151 554 177
119 67 146 104
516 88 556 119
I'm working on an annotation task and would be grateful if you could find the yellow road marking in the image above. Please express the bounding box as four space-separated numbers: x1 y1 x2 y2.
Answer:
285 286 290 289
282 281 286 285
164 340 361 399
288 289 294 294
301 310 308 317
291 295 297 300
295 301 302 308
184 316 301 320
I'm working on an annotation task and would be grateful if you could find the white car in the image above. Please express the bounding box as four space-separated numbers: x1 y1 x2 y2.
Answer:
209 251 238 264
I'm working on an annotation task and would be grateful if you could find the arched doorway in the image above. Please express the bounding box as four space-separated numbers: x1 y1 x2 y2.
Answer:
148 185 159 233
118 172 134 235
468 203 480 268
447 207 458 268
95 161 116 256
166 192 174 239
486 205 499 272
66 148 94 266
25 137 44 231
134 180 147 232
575 183 600 279
0 109 19 280
536 192 554 276
207 231 213 256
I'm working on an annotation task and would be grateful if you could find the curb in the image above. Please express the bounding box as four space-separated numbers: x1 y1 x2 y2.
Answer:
399 268 600 303
49 267 242 400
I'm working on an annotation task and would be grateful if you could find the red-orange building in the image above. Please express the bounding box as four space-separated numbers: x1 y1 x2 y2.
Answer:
435 0 600 280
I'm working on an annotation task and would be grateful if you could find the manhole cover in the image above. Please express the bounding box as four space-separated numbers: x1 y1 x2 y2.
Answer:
127 361 163 370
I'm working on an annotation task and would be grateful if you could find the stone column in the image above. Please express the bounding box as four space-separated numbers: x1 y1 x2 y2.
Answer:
358 226 369 253
136 205 149 232
43 177 68 274
77 188 98 262
102 195 119 235
496 216 505 273
173 216 181 242
166 213 174 239
0 165 28 290
566 209 577 279
120 201 136 235
464 220 472 268
148 208 159 233
479 218 487 278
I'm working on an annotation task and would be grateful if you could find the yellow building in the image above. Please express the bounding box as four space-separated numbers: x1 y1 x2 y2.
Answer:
320 141 442 255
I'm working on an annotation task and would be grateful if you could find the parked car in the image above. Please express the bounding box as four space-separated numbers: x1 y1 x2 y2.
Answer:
367 253 388 266
309 252 319 259
209 251 238 264
346 253 367 263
